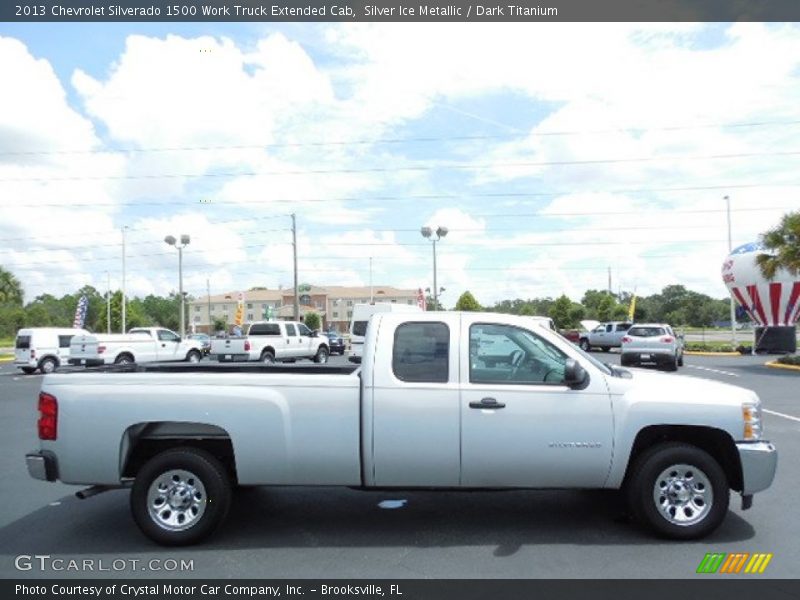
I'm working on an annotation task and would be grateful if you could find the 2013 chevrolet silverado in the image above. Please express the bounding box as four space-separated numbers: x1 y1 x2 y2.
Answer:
25 312 777 545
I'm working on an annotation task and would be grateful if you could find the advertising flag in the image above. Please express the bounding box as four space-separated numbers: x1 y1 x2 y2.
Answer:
627 294 637 322
417 288 427 311
72 295 89 328
234 292 245 327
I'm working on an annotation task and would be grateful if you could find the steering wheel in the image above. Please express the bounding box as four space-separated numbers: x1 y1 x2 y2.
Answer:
542 368 561 383
509 350 526 380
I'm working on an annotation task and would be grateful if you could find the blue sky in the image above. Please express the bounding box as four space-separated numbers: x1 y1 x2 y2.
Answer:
0 22 799 306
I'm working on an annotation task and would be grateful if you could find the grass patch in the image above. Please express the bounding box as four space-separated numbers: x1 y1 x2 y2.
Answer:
0 338 13 347
777 355 800 366
684 342 738 352
0 353 12 360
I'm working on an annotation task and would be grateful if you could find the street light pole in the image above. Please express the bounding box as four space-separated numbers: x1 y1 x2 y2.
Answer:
291 213 299 321
421 225 448 311
165 234 191 338
725 195 737 346
121 226 128 333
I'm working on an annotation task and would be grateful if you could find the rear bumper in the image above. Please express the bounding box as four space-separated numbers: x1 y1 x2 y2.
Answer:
622 350 674 361
14 360 35 368
26 451 58 482
68 358 104 367
737 441 777 495
215 353 250 362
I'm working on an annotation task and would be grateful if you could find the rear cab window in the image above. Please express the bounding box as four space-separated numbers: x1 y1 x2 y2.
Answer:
352 321 368 337
392 322 449 383
249 323 281 336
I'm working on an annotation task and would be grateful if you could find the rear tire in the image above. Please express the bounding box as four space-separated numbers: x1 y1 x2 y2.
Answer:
664 355 678 372
620 354 633 367
115 354 134 365
579 339 591 352
314 346 329 364
261 350 275 364
602 347 610 353
39 357 58 374
625 442 728 540
130 448 231 546
678 354 684 367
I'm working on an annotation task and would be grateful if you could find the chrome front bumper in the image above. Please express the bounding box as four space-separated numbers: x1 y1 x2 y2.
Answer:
737 441 777 495
26 451 58 482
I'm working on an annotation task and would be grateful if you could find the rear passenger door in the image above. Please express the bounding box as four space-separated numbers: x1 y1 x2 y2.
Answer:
369 319 460 487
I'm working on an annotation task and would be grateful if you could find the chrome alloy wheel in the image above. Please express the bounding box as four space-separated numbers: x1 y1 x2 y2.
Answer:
147 469 207 532
652 463 713 526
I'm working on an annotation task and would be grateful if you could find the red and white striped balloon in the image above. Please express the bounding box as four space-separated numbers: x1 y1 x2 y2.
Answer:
722 242 800 327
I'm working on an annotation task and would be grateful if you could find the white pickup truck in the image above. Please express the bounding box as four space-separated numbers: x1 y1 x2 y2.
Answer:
68 327 205 366
27 311 776 545
210 321 330 364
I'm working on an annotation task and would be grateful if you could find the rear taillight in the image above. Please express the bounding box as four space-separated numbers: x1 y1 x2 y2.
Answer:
30 349 36 359
38 392 58 441
661 336 674 343
97 345 106 354
244 340 251 351
621 336 632 343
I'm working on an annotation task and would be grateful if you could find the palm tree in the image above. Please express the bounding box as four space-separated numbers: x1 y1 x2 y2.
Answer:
756 211 800 279
0 266 23 306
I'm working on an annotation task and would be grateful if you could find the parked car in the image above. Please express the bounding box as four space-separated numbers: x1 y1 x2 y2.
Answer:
560 329 582 343
579 321 633 352
188 333 211 355
68 328 204 366
210 321 330 364
14 327 89 374
621 324 684 371
323 329 345 355
26 311 776 545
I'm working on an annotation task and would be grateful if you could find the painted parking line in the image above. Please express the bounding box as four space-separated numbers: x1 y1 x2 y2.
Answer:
763 409 800 424
686 365 740 378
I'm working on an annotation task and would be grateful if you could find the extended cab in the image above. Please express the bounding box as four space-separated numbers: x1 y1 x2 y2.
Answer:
579 321 633 352
27 312 776 545
210 321 330 364
68 328 204 366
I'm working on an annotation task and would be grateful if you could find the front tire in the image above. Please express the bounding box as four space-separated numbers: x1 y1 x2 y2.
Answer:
186 350 201 364
626 442 728 540
130 448 232 546
314 346 329 364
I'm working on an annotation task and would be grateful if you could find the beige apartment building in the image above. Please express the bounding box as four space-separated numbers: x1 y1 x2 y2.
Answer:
188 285 420 333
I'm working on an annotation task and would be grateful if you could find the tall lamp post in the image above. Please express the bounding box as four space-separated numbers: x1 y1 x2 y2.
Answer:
420 226 448 310
165 234 191 338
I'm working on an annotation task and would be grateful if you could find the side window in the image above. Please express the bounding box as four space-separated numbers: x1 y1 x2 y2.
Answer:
157 330 179 342
285 324 297 337
470 323 567 385
297 324 312 336
605 324 613 332
58 335 74 348
392 322 449 383
352 321 368 336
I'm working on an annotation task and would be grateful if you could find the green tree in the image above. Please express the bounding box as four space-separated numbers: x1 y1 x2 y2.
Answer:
455 291 482 311
212 316 228 333
548 294 574 329
596 295 617 321
425 294 445 311
0 266 23 306
24 304 52 327
0 306 24 338
304 311 321 331
756 210 800 278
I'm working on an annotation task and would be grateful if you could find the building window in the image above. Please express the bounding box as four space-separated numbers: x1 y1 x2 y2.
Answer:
347 311 353 319
262 303 267 309
333 311 339 318
195 305 200 312
247 313 253 321
391 299 396 303
346 300 353 306
194 316 201 323
407 300 413 304
247 303 253 309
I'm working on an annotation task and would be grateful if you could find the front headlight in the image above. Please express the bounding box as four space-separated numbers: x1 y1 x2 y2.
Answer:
742 399 762 440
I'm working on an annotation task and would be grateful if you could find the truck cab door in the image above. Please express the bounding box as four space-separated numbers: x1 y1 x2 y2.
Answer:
156 329 181 360
459 318 613 488
296 323 315 358
366 318 461 487
282 323 299 359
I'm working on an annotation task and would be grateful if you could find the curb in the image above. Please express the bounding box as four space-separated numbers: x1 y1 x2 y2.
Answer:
765 360 800 372
684 351 741 357
0 357 13 363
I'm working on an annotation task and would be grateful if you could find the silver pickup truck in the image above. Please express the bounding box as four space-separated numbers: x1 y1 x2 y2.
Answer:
26 311 777 545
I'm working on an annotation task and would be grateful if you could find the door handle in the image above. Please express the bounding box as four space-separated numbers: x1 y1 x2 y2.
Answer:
161 343 166 347
469 397 506 409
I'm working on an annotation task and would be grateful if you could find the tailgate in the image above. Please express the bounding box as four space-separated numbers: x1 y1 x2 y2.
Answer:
210 338 247 354
69 335 100 359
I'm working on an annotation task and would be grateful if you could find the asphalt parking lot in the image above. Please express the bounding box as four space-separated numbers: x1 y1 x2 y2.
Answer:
0 353 797 579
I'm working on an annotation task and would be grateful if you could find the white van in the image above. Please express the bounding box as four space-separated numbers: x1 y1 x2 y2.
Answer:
14 327 89 374
349 302 423 362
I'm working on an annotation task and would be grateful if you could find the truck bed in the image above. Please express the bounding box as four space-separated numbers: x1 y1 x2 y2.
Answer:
72 363 360 376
